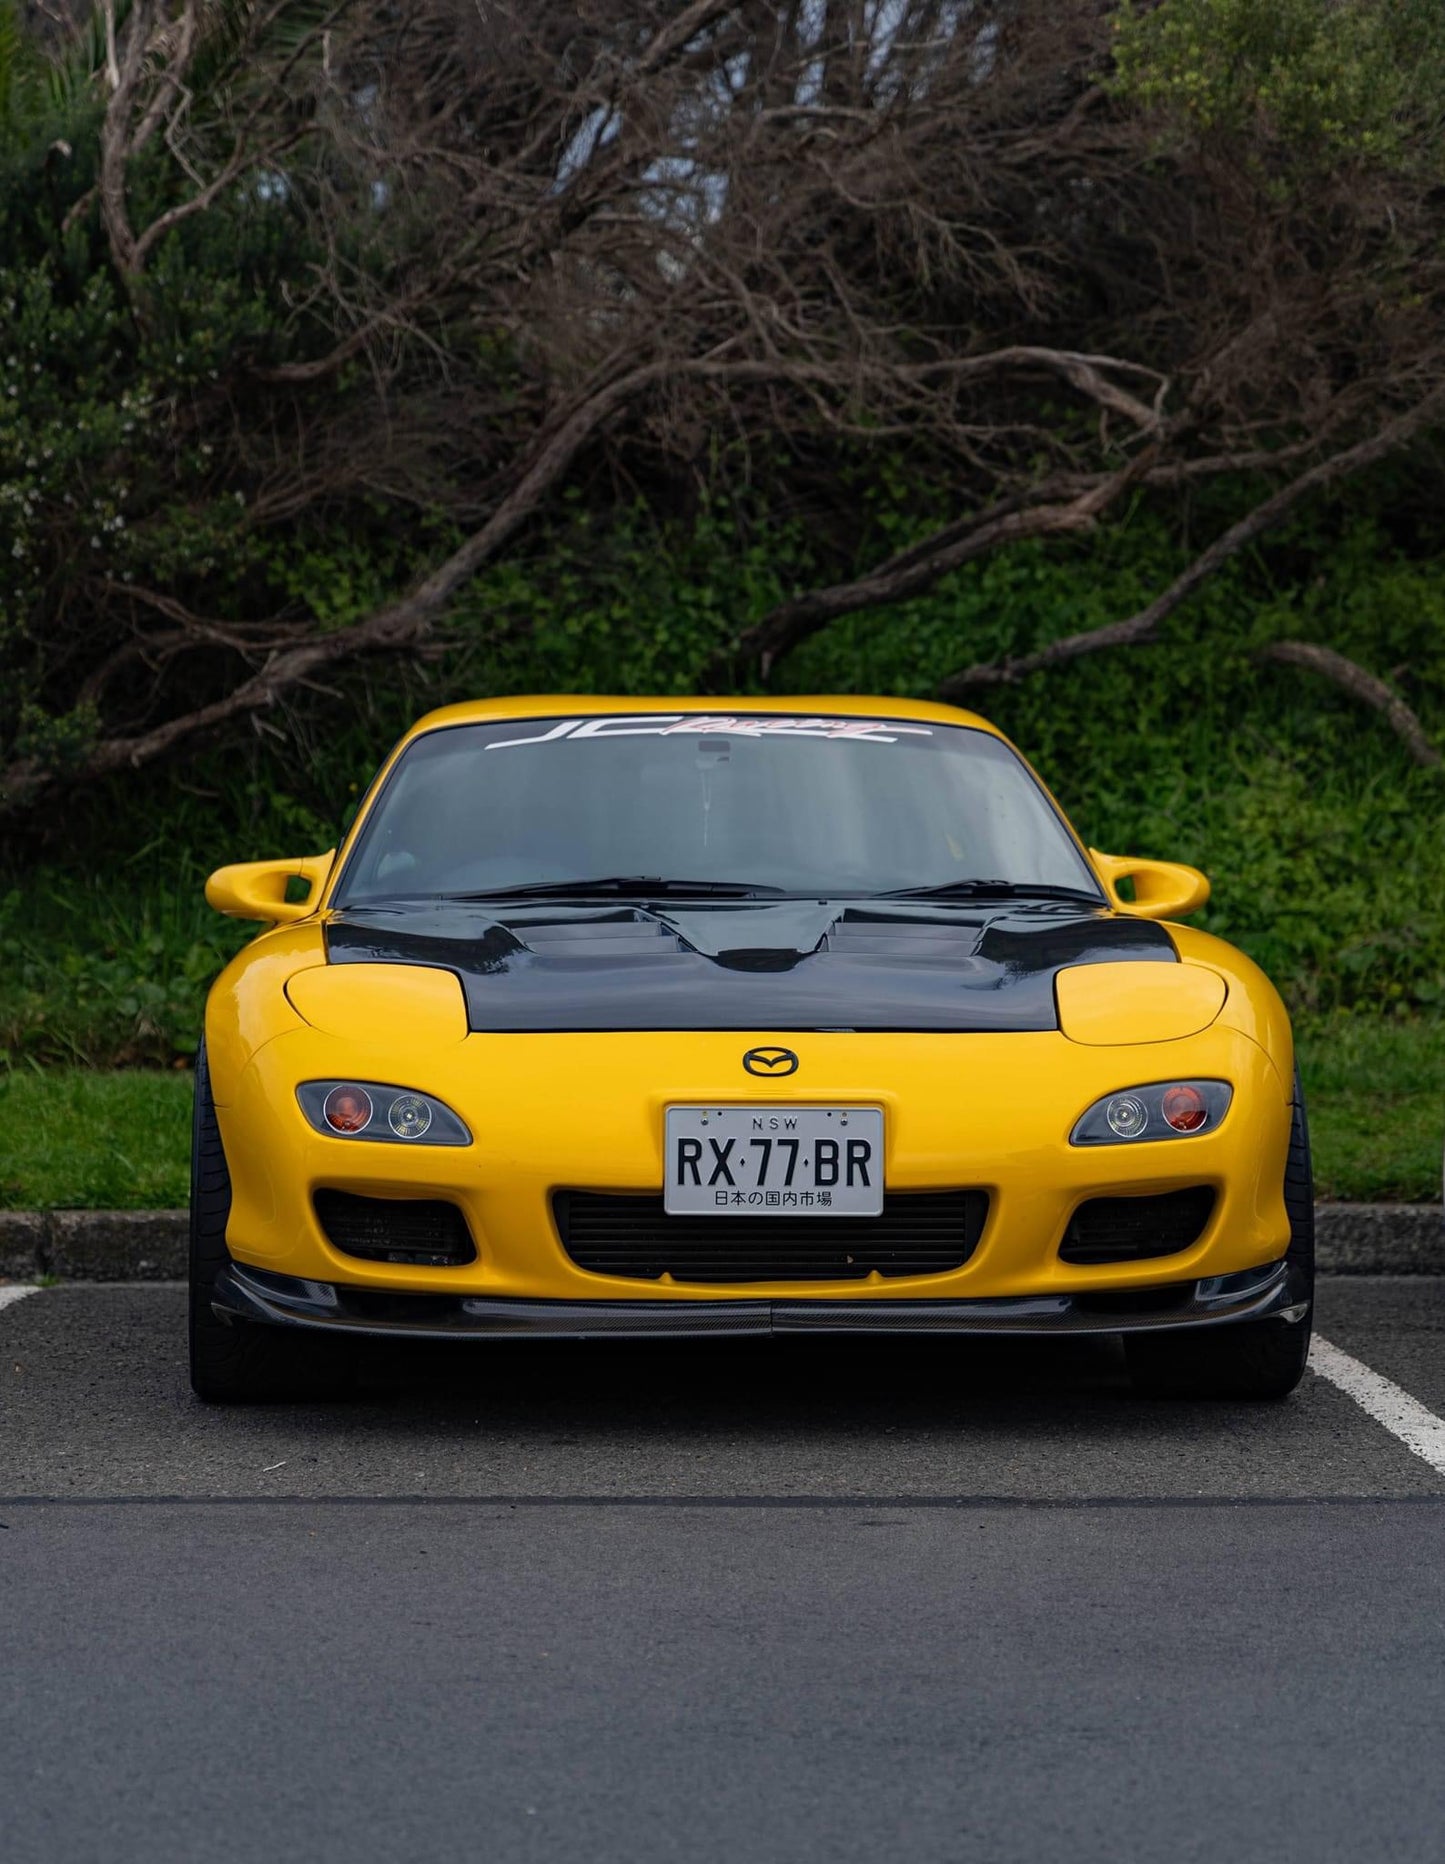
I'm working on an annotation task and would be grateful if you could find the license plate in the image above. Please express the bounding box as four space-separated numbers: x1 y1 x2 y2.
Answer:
664 1106 884 1216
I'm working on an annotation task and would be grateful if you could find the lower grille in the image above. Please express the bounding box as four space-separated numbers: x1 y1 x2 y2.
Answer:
1060 1187 1215 1265
314 1190 476 1267
554 1191 987 1283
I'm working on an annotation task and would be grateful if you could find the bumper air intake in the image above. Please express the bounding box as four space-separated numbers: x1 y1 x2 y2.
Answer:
553 1190 988 1284
1059 1186 1216 1265
314 1189 477 1267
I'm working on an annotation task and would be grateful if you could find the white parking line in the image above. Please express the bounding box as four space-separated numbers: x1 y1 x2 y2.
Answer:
0 1284 40 1313
1310 1334 1445 1477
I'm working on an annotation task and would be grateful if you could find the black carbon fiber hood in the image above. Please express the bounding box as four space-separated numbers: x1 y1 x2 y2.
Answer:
323 899 1176 1033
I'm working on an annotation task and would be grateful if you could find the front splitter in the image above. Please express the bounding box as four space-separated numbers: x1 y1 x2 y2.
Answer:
213 1258 1305 1342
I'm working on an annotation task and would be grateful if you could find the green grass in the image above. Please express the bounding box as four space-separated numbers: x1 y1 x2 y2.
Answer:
1297 1017 1444 1202
1 1017 1438 1209
0 1069 193 1210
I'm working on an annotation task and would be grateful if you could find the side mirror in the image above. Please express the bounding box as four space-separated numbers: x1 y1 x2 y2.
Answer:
1089 848 1210 921
205 850 336 924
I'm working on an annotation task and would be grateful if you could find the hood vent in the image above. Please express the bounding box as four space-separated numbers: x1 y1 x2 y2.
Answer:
826 922 981 961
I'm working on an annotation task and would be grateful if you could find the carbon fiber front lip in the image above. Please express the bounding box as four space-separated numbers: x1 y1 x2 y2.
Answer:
212 1258 1303 1342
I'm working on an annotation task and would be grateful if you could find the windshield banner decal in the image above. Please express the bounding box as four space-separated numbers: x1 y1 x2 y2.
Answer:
487 715 935 750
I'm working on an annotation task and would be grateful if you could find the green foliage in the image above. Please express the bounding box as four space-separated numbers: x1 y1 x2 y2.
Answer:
0 864 250 1067
0 261 144 752
2 485 1441 1071
0 2 445 776
449 494 813 697
785 504 1445 1020
1112 0 1445 166
0 0 38 146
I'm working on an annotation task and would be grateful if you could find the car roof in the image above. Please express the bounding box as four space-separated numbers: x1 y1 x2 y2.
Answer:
397 694 1005 744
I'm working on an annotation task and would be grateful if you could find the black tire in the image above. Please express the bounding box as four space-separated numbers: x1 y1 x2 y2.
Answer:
1125 1069 1315 1401
189 1040 355 1403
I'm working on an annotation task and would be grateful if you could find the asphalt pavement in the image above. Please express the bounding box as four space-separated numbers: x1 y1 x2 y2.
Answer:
2 1276 1443 1862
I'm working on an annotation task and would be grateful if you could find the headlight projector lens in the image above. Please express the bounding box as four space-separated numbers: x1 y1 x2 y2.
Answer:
1105 1093 1149 1138
388 1093 433 1139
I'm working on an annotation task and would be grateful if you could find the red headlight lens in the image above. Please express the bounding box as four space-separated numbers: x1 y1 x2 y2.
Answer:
1161 1084 1208 1133
323 1085 374 1133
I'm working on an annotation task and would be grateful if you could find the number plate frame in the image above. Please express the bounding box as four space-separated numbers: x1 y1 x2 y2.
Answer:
663 1105 885 1217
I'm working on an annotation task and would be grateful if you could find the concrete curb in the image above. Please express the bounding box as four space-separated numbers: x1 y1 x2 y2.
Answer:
1313 1203 1443 1275
0 1209 191 1282
1 1202 1440 1282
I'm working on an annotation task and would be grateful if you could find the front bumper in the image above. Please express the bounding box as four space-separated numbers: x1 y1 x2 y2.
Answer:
216 1024 1294 1303
214 1256 1307 1342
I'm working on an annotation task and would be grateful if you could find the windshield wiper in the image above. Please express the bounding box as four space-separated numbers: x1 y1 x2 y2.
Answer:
879 879 1102 903
444 876 787 901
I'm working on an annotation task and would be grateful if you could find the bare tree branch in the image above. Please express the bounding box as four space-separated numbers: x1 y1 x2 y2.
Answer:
96 0 153 279
131 133 260 267
706 450 1159 683
94 0 332 297
635 0 736 73
1 350 691 809
0 334 1168 807
10 0 1445 816
1257 642 1440 768
936 391 1445 700
249 284 438 385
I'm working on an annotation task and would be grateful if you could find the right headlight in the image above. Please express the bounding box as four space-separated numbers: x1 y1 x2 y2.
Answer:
1070 1080 1232 1146
296 1080 472 1146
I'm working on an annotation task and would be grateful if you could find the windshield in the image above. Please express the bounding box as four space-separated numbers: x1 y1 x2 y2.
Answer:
334 713 1101 905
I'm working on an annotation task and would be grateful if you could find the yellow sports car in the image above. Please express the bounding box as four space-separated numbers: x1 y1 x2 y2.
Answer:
192 695 1313 1402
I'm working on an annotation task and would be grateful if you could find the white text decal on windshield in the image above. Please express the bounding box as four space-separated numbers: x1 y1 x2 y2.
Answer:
487 715 934 750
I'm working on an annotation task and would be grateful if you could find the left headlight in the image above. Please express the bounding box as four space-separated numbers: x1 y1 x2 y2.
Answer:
296 1080 472 1146
1070 1079 1232 1146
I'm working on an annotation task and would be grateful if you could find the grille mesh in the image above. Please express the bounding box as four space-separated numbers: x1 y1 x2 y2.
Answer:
1059 1187 1215 1265
554 1191 987 1284
314 1189 476 1267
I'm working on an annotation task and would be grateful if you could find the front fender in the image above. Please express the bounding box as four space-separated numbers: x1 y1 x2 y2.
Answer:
205 922 327 1105
1167 924 1295 1095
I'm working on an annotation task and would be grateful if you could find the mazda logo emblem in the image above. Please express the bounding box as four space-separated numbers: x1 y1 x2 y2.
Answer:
742 1046 799 1077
